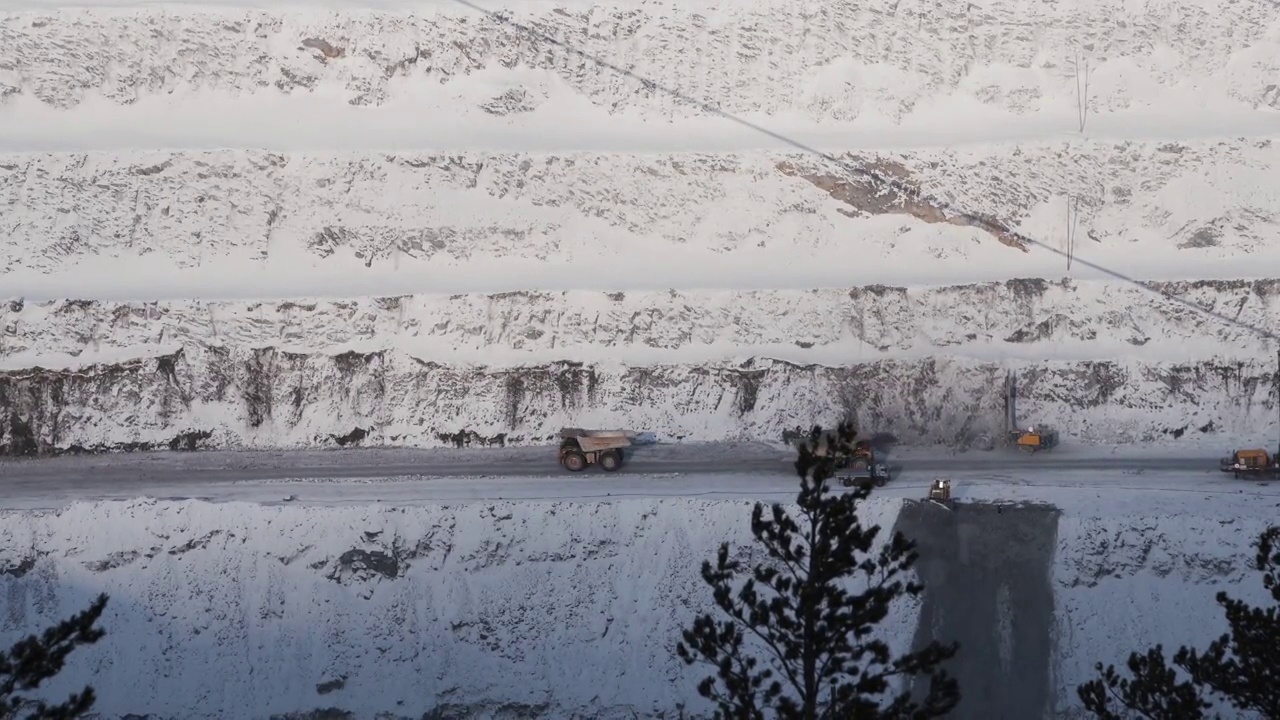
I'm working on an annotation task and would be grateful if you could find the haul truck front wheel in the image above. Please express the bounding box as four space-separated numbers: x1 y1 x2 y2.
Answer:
562 450 587 472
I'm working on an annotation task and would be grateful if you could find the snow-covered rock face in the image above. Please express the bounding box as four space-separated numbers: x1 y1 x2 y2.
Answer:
1052 511 1280 715
4 0 1280 293
3 1 1277 116
4 279 1280 364
2 142 1279 287
0 497 913 720
0 348 1275 453
4 2 1279 717
1 496 1274 719
1 1 1278 455
2 278 1278 455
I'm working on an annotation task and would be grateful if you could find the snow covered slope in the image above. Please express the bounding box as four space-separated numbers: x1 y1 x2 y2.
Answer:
4 279 1278 367
3 2 1278 718
3 0 1280 298
3 0 1278 129
0 496 916 720
2 0 1279 455
4 347 1276 452
2 278 1278 454
1 489 1275 719
1051 510 1278 717
3 141 1280 300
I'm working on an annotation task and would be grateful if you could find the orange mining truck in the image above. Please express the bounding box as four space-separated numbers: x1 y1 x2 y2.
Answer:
808 436 875 469
1219 448 1280 479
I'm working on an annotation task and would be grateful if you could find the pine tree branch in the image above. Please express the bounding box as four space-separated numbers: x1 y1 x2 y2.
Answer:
724 594 808 704
2 594 108 720
754 504 807 583
679 423 958 718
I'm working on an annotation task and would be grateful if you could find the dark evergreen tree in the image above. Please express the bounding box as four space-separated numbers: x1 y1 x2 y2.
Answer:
1078 526 1280 719
676 423 959 720
1 593 109 720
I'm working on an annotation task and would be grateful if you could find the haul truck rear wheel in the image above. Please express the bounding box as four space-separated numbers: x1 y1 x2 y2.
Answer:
599 449 622 472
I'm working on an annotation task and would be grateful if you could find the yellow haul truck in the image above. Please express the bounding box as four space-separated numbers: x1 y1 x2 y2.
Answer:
558 428 636 472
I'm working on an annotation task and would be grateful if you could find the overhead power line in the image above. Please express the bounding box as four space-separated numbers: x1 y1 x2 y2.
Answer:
450 0 1278 343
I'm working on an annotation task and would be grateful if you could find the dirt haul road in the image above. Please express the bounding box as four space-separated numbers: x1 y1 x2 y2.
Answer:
0 442 1242 509
0 442 1218 482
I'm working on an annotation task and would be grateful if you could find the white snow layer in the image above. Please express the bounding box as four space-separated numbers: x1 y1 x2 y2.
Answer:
2 0 1278 129
0 492 1275 719
1053 507 1280 715
3 2 1280 718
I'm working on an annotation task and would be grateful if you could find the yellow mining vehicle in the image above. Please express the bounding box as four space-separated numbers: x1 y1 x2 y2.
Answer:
807 435 876 469
558 428 636 472
1219 448 1280 478
1006 371 1059 453
927 478 954 509
1011 424 1060 453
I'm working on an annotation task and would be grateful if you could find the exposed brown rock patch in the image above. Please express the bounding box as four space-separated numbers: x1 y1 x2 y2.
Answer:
777 159 1029 251
301 38 344 62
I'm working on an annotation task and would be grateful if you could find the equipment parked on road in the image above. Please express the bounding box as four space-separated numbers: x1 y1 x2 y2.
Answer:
839 462 891 488
796 427 888 487
1219 448 1280 478
929 478 951 501
927 478 954 509
850 440 874 468
808 436 876 469
1006 371 1059 453
1011 425 1060 453
558 428 635 472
